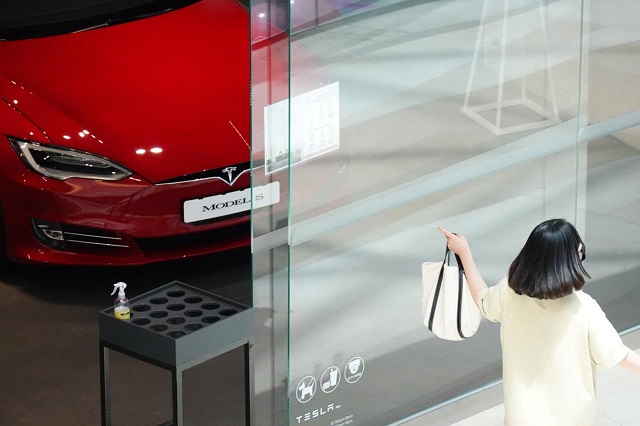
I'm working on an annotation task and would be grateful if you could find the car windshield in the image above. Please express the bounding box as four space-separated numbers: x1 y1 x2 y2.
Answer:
0 0 200 40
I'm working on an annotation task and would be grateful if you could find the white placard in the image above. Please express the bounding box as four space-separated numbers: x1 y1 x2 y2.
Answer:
264 82 340 174
183 182 280 223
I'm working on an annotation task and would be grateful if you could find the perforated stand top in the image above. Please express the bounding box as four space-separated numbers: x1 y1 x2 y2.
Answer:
99 281 254 426
99 280 252 368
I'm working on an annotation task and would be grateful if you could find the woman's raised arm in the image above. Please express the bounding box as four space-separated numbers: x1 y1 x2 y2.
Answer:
437 226 488 307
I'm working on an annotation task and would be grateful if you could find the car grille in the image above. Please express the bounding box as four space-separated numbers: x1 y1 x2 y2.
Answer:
55 216 250 256
134 221 250 252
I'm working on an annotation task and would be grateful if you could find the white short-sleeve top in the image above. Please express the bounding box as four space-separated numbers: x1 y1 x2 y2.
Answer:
477 277 630 426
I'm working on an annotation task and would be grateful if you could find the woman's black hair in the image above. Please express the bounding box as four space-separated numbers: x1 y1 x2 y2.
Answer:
508 218 590 300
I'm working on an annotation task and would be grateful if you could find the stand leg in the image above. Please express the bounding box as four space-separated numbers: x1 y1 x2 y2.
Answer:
244 341 254 426
100 343 111 426
172 368 183 426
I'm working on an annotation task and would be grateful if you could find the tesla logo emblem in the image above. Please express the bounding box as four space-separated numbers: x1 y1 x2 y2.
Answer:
222 166 237 184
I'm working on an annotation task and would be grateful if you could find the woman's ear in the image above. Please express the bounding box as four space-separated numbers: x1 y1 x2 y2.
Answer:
578 242 586 261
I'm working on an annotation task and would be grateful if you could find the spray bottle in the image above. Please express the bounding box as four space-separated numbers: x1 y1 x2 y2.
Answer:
111 282 130 320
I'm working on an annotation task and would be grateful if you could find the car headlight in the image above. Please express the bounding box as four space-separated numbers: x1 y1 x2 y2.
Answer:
9 138 132 181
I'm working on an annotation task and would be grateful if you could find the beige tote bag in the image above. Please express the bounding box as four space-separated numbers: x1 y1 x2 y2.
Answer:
421 247 481 341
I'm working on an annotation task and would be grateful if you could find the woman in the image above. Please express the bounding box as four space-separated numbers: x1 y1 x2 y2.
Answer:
438 219 640 425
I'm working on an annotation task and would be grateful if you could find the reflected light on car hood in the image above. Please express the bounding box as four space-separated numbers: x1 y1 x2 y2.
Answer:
0 0 250 183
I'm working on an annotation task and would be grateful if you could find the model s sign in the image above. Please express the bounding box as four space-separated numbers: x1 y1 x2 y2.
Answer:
183 182 280 223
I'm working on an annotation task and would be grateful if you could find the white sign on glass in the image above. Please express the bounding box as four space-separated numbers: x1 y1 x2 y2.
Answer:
264 82 340 174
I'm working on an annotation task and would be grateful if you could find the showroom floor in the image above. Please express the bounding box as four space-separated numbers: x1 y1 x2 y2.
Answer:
0 248 253 426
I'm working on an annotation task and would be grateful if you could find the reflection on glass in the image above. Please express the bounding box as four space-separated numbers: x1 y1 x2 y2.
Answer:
252 0 640 424
462 0 560 135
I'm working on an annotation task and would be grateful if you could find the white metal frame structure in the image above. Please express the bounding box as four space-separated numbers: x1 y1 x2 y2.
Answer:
462 0 560 135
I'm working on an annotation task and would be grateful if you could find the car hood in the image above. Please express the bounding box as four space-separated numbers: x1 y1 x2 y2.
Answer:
0 0 250 183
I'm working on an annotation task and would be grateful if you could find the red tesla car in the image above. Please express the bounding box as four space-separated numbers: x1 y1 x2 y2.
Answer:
0 0 270 265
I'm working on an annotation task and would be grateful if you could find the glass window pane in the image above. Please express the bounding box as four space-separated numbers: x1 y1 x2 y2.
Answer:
251 0 640 424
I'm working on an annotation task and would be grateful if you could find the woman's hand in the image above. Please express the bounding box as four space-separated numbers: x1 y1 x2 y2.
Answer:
438 226 486 306
437 226 471 257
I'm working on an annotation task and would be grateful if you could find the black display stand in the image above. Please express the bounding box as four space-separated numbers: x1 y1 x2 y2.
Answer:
99 281 254 426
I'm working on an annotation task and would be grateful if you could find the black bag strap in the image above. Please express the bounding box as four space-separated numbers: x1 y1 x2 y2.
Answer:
427 247 448 332
454 250 466 339
427 242 468 339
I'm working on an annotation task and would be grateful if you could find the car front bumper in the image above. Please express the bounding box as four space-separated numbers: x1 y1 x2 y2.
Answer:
1 165 252 266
